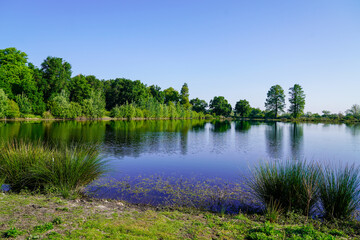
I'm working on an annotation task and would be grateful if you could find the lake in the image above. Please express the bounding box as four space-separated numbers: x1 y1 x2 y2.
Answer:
1 120 360 210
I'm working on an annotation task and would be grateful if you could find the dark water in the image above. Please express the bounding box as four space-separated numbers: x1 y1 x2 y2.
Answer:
1 120 360 209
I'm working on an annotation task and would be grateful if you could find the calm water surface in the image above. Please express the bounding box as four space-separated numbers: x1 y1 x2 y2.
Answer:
1 120 360 205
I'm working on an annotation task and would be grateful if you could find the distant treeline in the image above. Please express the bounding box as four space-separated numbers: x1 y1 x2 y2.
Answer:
0 48 359 121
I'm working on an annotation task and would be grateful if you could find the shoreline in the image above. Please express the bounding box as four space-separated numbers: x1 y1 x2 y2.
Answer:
0 193 358 239
0 116 359 124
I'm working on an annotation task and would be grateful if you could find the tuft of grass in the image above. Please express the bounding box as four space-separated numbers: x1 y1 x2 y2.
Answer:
0 140 107 198
265 199 283 223
3 227 23 238
249 160 320 215
319 164 360 220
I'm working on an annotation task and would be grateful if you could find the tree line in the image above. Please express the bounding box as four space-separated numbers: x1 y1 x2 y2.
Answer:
0 47 359 121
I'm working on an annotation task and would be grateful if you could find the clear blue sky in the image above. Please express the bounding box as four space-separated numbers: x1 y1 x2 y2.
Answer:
1 0 359 113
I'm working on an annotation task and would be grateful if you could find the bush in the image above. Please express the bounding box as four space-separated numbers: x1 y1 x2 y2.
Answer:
6 100 20 118
15 93 32 115
42 111 54 119
0 140 107 198
319 165 360 220
249 160 320 215
0 89 9 118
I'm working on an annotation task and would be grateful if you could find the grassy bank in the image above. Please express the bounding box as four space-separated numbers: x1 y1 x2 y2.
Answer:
0 193 359 239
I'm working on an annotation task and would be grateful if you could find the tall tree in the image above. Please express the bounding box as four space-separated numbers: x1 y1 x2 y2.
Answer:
69 74 92 103
209 96 232 116
288 84 305 118
180 83 191 109
190 98 208 113
265 85 285 118
0 48 44 114
40 56 72 102
148 85 164 103
163 87 180 104
235 99 251 117
346 104 360 117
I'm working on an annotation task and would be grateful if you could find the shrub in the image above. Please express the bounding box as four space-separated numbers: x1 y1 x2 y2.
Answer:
249 160 320 215
0 89 9 118
0 140 107 198
6 100 20 118
42 111 54 119
319 164 360 220
15 93 32 115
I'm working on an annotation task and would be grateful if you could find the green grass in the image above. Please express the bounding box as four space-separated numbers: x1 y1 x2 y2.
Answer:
319 164 360 220
0 194 357 239
0 140 107 198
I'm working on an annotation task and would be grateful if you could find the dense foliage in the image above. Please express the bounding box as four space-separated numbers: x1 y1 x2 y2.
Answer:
0 47 359 121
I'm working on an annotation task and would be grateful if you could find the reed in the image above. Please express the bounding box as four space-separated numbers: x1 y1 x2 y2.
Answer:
319 164 360 220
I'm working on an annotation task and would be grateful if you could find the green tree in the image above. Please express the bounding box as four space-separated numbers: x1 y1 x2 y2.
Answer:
148 85 164 103
163 87 180 104
249 108 265 119
69 74 92 103
0 48 44 114
104 78 149 110
41 56 72 102
180 83 191 109
346 104 360 118
209 96 232 116
288 84 305 118
265 85 285 118
190 98 208 113
0 89 9 118
235 99 251 117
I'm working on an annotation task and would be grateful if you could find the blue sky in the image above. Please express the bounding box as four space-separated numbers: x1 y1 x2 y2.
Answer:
1 0 359 113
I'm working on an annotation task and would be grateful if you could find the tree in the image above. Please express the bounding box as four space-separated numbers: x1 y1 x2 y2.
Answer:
41 56 72 102
164 87 180 104
148 85 164 103
288 84 305 118
0 48 44 114
265 85 285 118
209 96 232 116
346 104 360 118
104 78 149 110
190 98 208 113
69 74 92 103
180 83 191 109
235 99 251 117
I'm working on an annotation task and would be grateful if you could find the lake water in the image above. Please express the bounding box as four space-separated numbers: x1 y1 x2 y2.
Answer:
1 120 360 209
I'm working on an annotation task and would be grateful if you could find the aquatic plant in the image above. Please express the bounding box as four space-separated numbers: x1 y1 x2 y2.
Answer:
319 164 360 220
0 140 107 197
249 160 320 215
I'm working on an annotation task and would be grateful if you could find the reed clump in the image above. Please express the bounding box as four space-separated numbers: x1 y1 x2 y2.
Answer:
319 165 360 220
0 140 107 198
249 160 320 215
250 160 360 220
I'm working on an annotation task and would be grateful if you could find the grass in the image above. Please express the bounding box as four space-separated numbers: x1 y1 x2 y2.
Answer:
319 164 360 220
0 140 107 198
0 193 357 239
248 160 321 215
249 160 360 220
